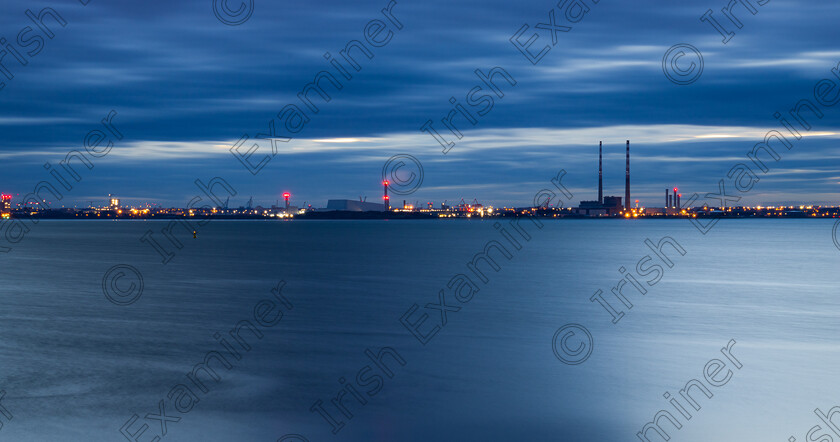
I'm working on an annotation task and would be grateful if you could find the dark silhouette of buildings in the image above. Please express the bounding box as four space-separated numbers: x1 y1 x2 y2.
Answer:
576 141 627 216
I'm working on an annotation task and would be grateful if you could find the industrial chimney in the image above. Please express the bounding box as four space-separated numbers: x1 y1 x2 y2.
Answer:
665 188 669 208
598 141 603 204
383 180 390 211
625 140 630 210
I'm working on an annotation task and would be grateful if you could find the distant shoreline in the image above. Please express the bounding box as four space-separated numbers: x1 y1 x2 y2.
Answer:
3 211 837 221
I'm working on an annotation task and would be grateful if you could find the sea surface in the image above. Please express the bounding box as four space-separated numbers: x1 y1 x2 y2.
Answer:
1 219 839 441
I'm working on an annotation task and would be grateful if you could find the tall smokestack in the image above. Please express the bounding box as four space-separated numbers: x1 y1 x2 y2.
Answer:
383 180 390 211
598 141 603 204
665 189 669 208
625 140 630 210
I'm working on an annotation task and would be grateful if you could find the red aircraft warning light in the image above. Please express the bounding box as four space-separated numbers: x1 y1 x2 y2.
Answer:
383 180 390 210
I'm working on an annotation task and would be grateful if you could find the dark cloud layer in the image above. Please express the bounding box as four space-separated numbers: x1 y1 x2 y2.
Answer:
0 0 838 206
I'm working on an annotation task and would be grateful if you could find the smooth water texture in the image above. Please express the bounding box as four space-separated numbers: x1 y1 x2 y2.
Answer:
1 219 839 441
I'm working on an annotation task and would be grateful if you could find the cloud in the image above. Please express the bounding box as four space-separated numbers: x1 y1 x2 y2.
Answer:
0 0 837 206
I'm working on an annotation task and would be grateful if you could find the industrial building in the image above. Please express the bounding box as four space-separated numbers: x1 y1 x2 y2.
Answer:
1 194 11 218
324 200 387 212
319 179 392 212
576 141 630 216
275 192 301 214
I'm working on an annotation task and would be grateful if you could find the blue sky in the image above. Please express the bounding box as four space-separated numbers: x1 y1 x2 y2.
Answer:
0 0 838 208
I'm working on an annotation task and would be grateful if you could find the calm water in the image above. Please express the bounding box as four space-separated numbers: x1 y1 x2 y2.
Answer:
1 219 839 441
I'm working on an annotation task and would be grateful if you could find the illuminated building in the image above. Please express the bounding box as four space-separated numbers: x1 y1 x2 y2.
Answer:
1 194 10 218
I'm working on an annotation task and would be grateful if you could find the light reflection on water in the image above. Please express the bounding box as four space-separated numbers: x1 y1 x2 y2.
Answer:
0 219 837 441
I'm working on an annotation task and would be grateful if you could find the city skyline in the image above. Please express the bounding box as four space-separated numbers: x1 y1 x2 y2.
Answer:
3 134 837 210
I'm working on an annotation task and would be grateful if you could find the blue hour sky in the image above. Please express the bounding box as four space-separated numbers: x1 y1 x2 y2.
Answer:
0 0 838 208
